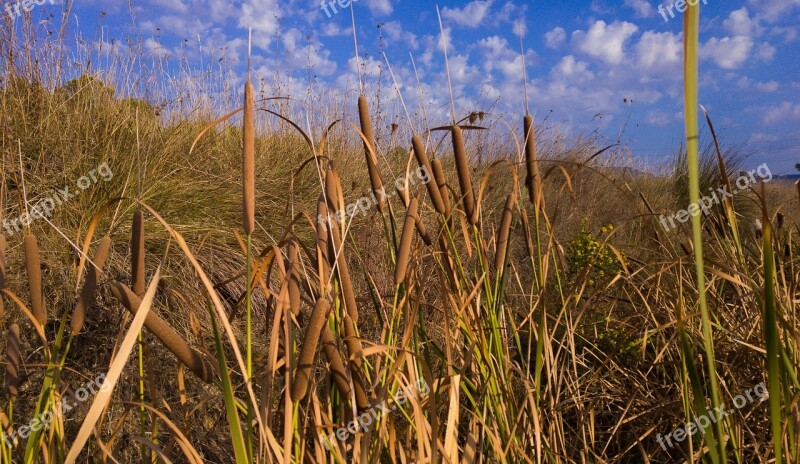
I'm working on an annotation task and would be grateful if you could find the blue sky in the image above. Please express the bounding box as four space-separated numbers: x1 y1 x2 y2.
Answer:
25 0 800 173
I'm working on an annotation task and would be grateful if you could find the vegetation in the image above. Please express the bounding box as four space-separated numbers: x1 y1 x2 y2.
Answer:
0 4 798 464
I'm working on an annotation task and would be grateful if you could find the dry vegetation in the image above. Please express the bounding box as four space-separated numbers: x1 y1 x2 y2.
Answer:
1 5 799 464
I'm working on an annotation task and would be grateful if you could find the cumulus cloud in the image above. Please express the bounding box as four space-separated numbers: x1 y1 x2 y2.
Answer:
572 20 638 64
701 36 754 69
441 0 494 28
624 0 655 17
762 102 800 124
635 30 682 73
545 27 566 49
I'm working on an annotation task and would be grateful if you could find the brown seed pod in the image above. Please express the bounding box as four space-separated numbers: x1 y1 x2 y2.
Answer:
6 323 20 402
291 299 330 402
321 325 351 399
494 194 516 273
451 126 477 225
110 282 217 383
287 238 301 316
412 136 446 214
358 95 385 213
325 164 343 216
316 194 331 292
395 197 419 286
71 236 112 335
524 115 541 206
243 76 256 235
0 234 6 317
343 315 369 410
431 159 452 223
327 220 359 323
24 235 46 326
131 210 146 297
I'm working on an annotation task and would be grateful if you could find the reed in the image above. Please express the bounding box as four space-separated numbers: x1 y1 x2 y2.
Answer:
5 323 20 402
395 196 419 285
110 282 217 383
358 95 385 213
71 236 112 335
131 210 146 297
412 136 446 214
24 235 46 326
291 299 330 402
494 194 515 273
451 126 477 225
243 75 256 235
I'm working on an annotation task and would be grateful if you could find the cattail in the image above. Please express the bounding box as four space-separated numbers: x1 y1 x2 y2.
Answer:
494 194 516 273
321 325 351 399
451 126 477 225
243 75 256 235
316 194 331 292
358 95 385 213
411 195 432 246
524 115 541 207
412 136 446 214
24 235 46 326
131 210 145 297
287 238 301 316
432 159 452 223
343 315 369 410
328 220 359 323
6 323 20 402
110 282 217 383
325 164 343 214
0 234 5 318
71 236 112 335
395 197 419 286
292 299 330 402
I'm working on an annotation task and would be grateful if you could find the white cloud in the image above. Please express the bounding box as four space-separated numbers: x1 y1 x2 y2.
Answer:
624 0 655 18
755 42 777 61
551 55 594 82
545 27 566 49
441 0 494 28
724 8 760 36
755 80 780 92
748 0 800 22
701 36 754 69
239 0 281 48
366 0 393 16
635 31 681 73
646 110 671 127
762 102 800 124
572 21 638 64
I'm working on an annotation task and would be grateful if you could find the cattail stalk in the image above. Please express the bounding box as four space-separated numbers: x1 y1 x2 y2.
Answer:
0 234 5 318
396 197 419 285
321 325 351 399
71 236 112 335
243 76 256 235
6 323 20 402
131 210 145 297
358 96 385 213
494 194 516 273
432 159 452 223
287 238 301 316
328 220 359 323
291 299 330 402
316 194 331 292
343 315 369 409
524 115 541 207
451 126 477 225
24 235 46 326
110 282 217 383
412 136 446 214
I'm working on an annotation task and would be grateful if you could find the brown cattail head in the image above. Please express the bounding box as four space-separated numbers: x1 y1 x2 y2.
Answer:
291 298 330 402
243 77 256 235
6 323 20 402
321 325 351 400
358 95 385 213
110 282 217 383
316 194 331 292
343 314 369 409
325 164 343 215
524 115 541 207
411 195 433 246
432 159 453 226
451 126 477 225
24 235 46 326
494 194 516 273
327 220 359 323
131 210 145 297
412 136 446 214
287 238 301 316
72 236 112 335
0 234 5 318
395 197 419 286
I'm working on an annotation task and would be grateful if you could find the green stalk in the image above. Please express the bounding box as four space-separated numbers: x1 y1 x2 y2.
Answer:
684 5 726 461
762 215 783 463
245 233 254 462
